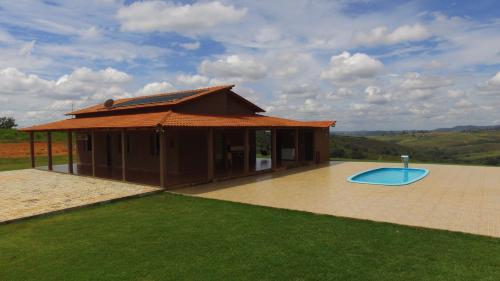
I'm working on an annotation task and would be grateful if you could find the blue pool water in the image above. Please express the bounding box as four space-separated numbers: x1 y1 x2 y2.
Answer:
347 167 429 186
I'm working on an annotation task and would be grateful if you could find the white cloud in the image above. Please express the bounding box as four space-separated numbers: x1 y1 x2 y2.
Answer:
400 73 452 90
298 98 330 113
477 71 500 95
79 26 103 40
267 52 318 79
254 27 283 44
0 67 136 125
365 86 391 104
279 83 319 99
0 30 16 44
175 74 211 88
58 67 131 85
354 24 430 46
326 88 353 100
19 40 36 56
179 41 200 50
38 41 169 62
350 103 370 111
199 55 267 82
0 67 53 95
321 51 383 84
447 89 465 98
135 81 175 96
117 1 246 34
455 98 473 109
0 67 131 100
487 72 500 87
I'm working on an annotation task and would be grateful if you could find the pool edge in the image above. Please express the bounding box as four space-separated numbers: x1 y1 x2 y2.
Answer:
347 167 430 186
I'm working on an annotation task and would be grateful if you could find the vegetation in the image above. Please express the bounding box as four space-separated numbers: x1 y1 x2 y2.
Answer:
0 193 499 280
0 155 69 172
0 116 17 129
0 129 68 143
331 130 500 166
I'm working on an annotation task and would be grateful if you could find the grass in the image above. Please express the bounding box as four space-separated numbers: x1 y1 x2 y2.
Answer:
0 155 69 171
0 193 499 280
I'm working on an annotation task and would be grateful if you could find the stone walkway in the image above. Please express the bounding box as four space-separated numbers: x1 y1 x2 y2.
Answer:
0 169 160 222
178 161 500 238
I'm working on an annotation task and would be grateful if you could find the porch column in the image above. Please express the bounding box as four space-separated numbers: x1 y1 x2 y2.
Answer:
271 128 277 170
207 128 214 180
91 130 96 177
244 128 249 174
295 128 299 164
67 131 73 174
29 131 35 168
121 129 127 181
47 131 53 171
159 128 167 188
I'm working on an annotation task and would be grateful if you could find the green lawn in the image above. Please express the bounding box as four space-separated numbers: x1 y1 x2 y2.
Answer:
0 155 69 171
0 193 499 280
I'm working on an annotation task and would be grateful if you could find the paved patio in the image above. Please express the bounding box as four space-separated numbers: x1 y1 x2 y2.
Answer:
0 169 160 223
178 161 500 238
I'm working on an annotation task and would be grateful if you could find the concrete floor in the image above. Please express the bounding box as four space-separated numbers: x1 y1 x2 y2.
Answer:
177 161 500 238
0 169 160 223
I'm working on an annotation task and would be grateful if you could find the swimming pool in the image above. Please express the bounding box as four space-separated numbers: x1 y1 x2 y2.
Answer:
347 167 429 186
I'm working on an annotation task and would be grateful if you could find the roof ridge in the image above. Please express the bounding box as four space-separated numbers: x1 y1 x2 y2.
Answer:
157 110 174 126
116 84 234 105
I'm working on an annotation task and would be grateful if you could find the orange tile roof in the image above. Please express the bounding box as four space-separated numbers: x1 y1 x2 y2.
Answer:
20 111 167 131
67 84 263 115
20 111 335 132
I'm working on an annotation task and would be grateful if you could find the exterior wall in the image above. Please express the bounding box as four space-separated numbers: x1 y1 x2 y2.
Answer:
313 128 330 163
126 130 160 172
175 90 256 115
74 126 330 187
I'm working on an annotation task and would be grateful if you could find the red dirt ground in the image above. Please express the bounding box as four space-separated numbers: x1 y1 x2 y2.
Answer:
0 142 68 158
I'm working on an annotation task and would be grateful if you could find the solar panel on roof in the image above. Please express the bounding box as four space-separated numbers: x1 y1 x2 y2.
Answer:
112 90 201 108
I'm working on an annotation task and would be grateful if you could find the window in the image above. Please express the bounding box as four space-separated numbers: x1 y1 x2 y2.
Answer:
150 133 160 155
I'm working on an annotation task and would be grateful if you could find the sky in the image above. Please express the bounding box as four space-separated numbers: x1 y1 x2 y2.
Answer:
0 0 499 131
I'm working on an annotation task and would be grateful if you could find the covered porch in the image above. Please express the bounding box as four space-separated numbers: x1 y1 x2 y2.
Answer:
28 126 328 189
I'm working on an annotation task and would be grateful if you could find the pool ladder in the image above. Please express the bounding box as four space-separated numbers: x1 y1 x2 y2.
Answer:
401 155 409 168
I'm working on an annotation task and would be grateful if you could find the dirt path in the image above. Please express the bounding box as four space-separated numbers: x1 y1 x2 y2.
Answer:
0 142 68 158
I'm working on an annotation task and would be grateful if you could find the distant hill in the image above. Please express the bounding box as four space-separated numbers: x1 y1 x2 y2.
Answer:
330 129 500 166
433 125 500 132
335 124 500 136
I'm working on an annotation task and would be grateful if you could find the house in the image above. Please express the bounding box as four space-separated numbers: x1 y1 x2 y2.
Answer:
20 85 335 188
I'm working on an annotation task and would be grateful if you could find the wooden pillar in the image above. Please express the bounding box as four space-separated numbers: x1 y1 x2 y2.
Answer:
207 128 214 180
67 131 73 174
159 128 167 188
47 131 53 171
121 129 127 181
244 128 249 174
271 128 277 170
295 128 299 164
91 130 96 177
29 132 35 168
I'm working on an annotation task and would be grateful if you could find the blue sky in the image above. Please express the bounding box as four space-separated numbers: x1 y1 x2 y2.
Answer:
0 0 499 130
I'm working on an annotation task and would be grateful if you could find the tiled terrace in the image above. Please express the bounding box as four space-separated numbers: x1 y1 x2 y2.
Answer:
0 169 160 223
178 161 500 237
